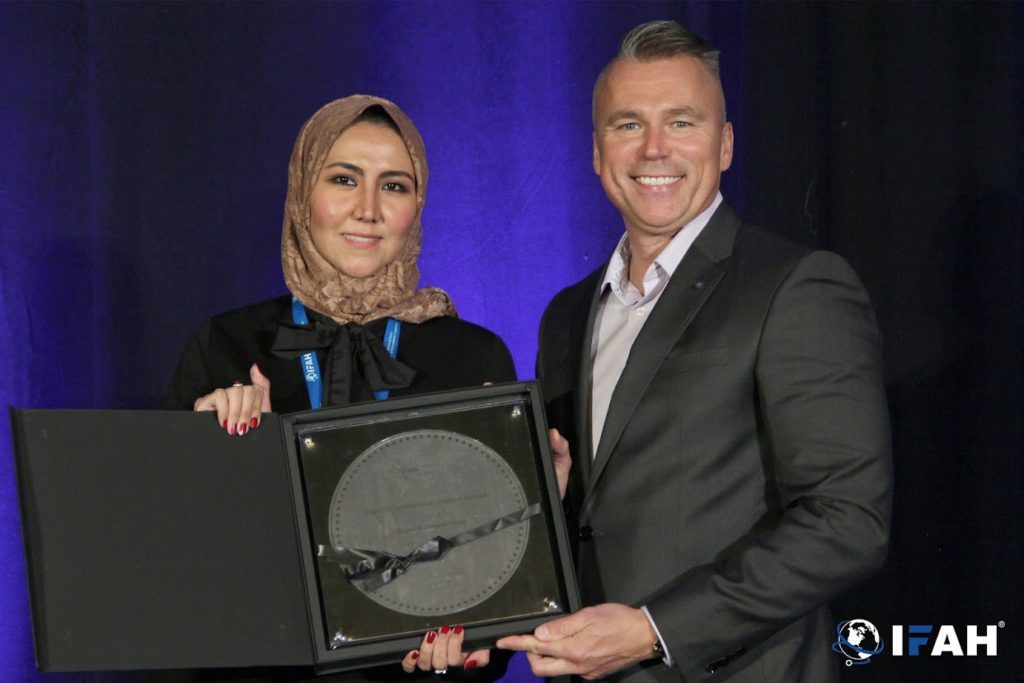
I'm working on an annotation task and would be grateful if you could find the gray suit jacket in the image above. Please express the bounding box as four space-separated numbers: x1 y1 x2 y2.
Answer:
537 202 892 682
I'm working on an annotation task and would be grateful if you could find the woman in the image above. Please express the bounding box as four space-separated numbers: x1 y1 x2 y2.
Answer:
165 95 516 679
166 94 514 428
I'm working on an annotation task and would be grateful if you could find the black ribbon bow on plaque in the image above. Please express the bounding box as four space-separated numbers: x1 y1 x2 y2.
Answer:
271 319 416 405
317 503 542 592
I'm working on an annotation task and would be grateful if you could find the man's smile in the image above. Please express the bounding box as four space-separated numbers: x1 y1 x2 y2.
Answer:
633 175 683 187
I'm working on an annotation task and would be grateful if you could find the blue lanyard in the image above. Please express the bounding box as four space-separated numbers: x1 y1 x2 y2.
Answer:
291 297 401 408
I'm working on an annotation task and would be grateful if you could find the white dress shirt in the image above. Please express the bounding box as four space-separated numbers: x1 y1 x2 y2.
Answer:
590 193 722 453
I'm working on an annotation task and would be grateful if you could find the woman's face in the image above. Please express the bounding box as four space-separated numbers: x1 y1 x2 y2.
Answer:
309 121 418 279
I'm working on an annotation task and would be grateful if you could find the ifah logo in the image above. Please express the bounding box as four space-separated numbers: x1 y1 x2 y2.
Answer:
833 619 885 666
833 618 1005 667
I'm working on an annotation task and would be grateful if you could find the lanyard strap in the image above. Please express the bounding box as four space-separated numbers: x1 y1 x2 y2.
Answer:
291 297 401 408
376 316 402 401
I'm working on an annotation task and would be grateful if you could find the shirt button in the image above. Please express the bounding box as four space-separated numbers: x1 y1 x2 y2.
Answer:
636 308 647 317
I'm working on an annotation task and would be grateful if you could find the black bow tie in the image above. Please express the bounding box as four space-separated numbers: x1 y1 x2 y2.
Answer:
271 319 416 406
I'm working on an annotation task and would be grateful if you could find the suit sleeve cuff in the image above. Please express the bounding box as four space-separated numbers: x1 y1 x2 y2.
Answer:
641 605 673 667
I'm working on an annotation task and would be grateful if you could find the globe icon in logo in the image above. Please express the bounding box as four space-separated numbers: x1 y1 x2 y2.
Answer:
832 619 884 666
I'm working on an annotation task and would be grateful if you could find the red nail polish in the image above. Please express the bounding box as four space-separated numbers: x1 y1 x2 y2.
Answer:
411 651 419 661
222 419 228 429
426 631 436 644
240 424 248 436
440 625 450 635
465 659 477 670
250 418 258 429
454 625 463 635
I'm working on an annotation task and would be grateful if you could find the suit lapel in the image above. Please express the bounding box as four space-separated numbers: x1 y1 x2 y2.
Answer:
563 269 604 487
582 203 742 516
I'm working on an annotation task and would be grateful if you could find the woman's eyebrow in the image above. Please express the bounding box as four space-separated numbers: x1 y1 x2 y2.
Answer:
323 161 363 176
322 162 413 182
381 170 415 182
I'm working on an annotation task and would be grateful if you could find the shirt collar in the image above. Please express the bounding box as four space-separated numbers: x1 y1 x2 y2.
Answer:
601 192 723 301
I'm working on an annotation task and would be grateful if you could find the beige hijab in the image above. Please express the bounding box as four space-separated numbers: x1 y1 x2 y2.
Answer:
281 94 457 324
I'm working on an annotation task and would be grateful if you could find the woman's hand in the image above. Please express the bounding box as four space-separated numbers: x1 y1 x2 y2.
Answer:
549 428 571 500
193 363 272 435
401 625 490 675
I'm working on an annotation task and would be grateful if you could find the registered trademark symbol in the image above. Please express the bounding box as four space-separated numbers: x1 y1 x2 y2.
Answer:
998 621 1005 628
845 660 853 667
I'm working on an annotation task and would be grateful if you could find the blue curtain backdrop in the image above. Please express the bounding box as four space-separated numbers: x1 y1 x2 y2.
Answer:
1 1 1021 681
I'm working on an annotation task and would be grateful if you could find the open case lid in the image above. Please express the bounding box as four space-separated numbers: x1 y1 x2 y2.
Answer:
10 408 313 671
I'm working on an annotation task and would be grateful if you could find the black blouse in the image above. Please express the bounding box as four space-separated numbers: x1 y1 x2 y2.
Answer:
165 295 517 412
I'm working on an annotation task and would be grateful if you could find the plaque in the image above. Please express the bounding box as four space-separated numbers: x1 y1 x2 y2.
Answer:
281 382 580 672
326 430 530 616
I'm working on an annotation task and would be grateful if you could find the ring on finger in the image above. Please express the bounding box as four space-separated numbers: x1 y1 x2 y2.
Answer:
231 381 244 387
433 669 447 675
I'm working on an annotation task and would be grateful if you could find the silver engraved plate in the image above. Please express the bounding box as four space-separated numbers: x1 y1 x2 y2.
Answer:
327 429 529 616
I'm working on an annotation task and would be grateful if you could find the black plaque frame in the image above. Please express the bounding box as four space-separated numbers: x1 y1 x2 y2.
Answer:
280 382 579 673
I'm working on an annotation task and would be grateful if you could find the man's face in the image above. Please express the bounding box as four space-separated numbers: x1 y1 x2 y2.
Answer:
593 56 733 242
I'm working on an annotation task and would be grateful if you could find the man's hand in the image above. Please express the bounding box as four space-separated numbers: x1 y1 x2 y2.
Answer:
549 428 571 500
496 603 657 680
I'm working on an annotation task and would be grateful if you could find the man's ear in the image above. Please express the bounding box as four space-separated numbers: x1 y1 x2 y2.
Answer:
720 122 734 172
592 132 601 176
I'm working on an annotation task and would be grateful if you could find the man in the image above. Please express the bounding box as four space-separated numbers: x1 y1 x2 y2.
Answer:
497 20 892 682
